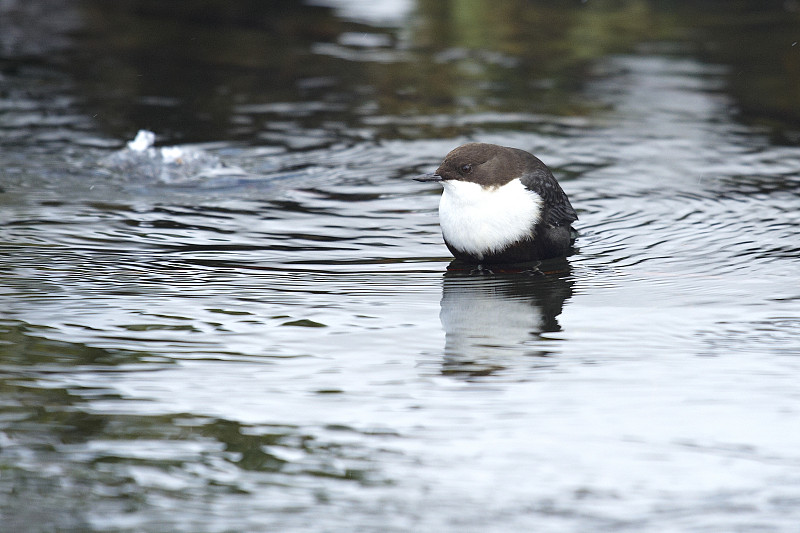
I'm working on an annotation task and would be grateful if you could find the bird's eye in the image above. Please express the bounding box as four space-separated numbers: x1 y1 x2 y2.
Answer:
460 164 472 174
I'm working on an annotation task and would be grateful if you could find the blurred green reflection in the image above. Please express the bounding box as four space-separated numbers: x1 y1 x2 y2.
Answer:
32 0 794 142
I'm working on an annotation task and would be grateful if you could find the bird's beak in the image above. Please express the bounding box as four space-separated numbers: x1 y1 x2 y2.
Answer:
414 173 443 182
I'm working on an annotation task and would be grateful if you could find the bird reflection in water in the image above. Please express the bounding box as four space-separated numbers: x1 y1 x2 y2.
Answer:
438 258 574 379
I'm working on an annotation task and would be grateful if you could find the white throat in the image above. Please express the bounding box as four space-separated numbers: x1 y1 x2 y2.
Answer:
438 178 543 260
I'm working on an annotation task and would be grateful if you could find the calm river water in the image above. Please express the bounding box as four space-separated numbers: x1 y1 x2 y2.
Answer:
2 1 800 531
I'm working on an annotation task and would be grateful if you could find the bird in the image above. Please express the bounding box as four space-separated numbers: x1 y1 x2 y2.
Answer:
415 143 577 264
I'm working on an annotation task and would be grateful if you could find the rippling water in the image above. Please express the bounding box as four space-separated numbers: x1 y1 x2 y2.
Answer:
2 1 800 531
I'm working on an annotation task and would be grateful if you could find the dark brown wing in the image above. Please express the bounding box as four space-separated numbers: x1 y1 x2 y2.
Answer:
520 165 577 227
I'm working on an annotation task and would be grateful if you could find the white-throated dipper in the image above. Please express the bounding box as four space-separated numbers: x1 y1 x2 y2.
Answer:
415 143 577 264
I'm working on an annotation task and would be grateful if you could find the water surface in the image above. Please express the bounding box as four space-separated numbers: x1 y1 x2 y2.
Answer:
2 1 800 531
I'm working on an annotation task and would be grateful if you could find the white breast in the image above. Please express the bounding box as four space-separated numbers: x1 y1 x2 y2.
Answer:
438 178 543 260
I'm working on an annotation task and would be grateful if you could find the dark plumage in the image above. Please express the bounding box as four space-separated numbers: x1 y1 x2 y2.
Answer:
416 143 577 264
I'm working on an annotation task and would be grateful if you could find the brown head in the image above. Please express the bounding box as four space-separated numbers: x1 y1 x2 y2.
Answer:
415 143 551 189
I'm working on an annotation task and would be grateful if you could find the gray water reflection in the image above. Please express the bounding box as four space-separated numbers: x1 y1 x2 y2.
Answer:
439 262 573 378
2 0 800 532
